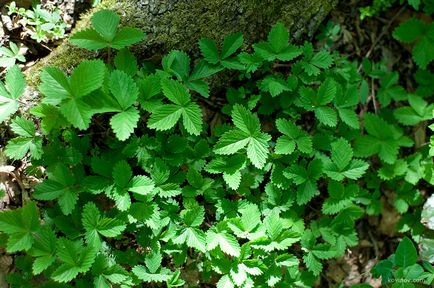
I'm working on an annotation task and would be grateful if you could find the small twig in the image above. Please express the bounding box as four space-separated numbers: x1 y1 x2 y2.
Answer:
371 78 378 114
367 229 379 259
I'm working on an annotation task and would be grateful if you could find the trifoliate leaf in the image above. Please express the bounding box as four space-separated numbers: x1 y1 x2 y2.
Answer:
0 202 40 252
52 239 97 283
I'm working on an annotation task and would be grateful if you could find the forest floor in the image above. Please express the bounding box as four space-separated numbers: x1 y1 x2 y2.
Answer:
0 0 425 287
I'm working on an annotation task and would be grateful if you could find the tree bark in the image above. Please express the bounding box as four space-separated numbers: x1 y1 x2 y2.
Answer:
25 0 338 84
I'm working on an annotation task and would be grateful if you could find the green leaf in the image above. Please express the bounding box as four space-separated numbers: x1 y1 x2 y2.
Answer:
259 75 292 97
246 133 270 169
132 265 172 283
29 227 57 274
275 119 312 154
161 78 191 106
0 65 25 123
60 98 93 130
206 230 241 257
181 206 205 227
393 18 426 43
145 250 162 274
109 70 139 110
110 107 140 141
112 160 132 188
114 48 138 76
70 28 107 50
111 27 145 49
231 104 260 135
331 138 353 171
303 252 322 276
92 10 119 42
181 102 203 135
395 237 418 268
52 239 97 283
268 22 289 53
214 130 251 155
10 117 35 137
69 60 105 98
199 38 219 64
221 32 243 59
38 67 71 104
128 175 154 195
0 202 40 252
315 106 337 127
5 64 25 100
148 104 183 131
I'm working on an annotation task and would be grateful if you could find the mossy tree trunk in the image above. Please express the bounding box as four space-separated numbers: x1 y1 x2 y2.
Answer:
26 0 338 84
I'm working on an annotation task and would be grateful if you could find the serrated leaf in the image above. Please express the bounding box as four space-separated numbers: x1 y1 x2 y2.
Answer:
128 175 154 195
315 106 337 127
109 70 139 110
395 237 418 268
60 98 93 130
92 10 119 42
161 78 191 106
70 60 105 98
110 107 140 141
148 105 182 131
231 104 260 134
214 130 250 155
0 202 40 252
70 28 108 50
199 38 219 64
206 231 241 257
181 102 202 135
268 22 289 53
221 32 243 59
111 27 145 49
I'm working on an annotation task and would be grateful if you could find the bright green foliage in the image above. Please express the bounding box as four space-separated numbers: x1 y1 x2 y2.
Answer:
0 202 40 252
38 60 105 130
253 22 302 62
0 42 26 68
1 12 433 288
199 32 244 69
70 9 145 50
214 104 271 169
82 202 126 248
5 117 42 160
394 94 434 125
372 237 434 285
393 18 434 69
51 238 97 283
284 159 323 204
7 2 67 42
323 138 369 181
355 113 413 164
275 119 312 155
0 65 25 123
148 78 203 135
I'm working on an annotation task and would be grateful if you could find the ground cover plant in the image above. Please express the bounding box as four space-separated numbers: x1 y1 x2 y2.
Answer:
0 3 433 288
